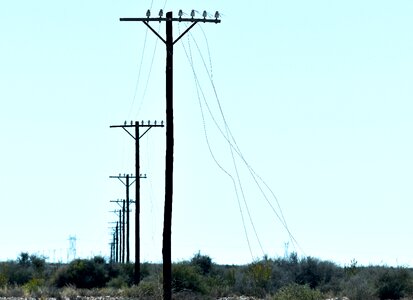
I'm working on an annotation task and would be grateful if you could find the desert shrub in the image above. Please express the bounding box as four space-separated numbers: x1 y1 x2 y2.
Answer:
247 259 272 293
106 275 129 288
232 260 272 297
272 253 300 287
273 283 323 300
22 277 45 297
295 256 341 292
376 267 412 300
0 285 25 298
204 265 237 297
1 253 46 286
0 272 7 288
190 252 213 275
172 263 206 294
111 262 135 286
29 254 46 275
340 273 376 300
53 256 109 288
296 257 323 288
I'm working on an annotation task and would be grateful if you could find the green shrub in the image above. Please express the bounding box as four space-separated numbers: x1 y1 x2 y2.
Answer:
172 263 206 294
53 256 109 288
22 277 45 296
190 252 213 275
0 266 8 288
376 268 412 300
106 275 129 288
273 283 323 300
340 273 376 300
247 260 272 290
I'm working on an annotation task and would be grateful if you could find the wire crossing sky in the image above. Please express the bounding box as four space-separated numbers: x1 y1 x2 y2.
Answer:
1 0 413 266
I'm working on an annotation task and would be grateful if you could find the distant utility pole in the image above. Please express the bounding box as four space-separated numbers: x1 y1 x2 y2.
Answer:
120 10 220 299
115 221 119 262
67 236 77 263
110 120 164 284
110 200 132 263
110 174 143 263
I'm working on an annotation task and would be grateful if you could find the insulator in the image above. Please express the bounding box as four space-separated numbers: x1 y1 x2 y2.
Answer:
159 9 163 17
146 9 151 17
191 10 195 18
203 10 207 18
178 9 183 18
215 11 220 19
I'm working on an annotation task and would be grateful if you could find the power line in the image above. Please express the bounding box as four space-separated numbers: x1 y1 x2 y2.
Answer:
180 32 254 260
183 25 304 257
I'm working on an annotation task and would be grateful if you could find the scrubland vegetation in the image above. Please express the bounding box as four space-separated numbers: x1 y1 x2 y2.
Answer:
1 252 413 299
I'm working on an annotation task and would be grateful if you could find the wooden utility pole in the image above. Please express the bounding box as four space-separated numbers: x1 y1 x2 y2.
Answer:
110 121 164 284
109 174 138 263
120 10 220 299
115 222 119 262
134 123 140 283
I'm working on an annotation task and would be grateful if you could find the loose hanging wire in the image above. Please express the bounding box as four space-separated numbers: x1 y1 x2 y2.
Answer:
185 24 304 256
192 29 303 253
180 23 263 260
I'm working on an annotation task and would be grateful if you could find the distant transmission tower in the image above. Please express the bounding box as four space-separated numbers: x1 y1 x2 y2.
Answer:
284 241 290 259
67 236 77 262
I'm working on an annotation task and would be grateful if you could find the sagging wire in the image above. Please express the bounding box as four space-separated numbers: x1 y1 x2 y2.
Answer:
180 23 264 260
187 28 304 255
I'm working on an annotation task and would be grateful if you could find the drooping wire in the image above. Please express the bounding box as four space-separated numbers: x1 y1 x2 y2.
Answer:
193 30 301 252
185 30 265 257
180 24 257 260
190 31 265 254
187 28 304 255
198 25 267 257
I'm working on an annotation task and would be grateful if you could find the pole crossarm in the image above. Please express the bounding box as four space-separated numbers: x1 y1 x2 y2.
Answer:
120 17 220 23
110 121 164 140
120 17 220 45
109 174 146 186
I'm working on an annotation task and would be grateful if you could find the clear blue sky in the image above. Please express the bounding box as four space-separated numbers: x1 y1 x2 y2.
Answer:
1 0 413 266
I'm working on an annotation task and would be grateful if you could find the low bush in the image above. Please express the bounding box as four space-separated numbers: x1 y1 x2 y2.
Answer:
273 283 323 300
3 251 413 299
376 267 413 300
190 252 213 275
172 263 207 294
53 256 109 288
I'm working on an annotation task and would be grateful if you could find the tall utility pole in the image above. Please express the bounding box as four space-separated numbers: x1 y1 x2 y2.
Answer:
120 10 220 299
110 120 164 284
